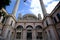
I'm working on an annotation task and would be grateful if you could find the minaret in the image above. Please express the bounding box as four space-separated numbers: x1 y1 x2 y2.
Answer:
38 14 42 20
12 0 20 17
39 0 47 18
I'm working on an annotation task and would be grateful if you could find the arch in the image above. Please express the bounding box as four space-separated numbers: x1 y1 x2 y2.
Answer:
36 25 42 29
26 25 33 29
16 25 23 30
26 25 33 30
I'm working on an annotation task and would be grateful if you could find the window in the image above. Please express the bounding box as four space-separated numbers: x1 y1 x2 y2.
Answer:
10 21 13 26
2 17 5 23
53 17 57 23
3 17 7 24
26 25 32 40
37 32 42 39
46 20 48 26
16 25 23 39
57 13 60 20
16 32 21 39
27 32 32 39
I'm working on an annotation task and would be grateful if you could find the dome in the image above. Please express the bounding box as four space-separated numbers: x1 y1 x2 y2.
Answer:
23 14 38 20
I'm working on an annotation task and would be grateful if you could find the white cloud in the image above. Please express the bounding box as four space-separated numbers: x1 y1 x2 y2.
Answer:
29 0 59 18
30 0 40 8
29 7 43 17
46 1 59 13
43 0 53 5
30 0 42 17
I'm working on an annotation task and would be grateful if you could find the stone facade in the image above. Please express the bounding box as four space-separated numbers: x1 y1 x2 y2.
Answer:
0 0 60 40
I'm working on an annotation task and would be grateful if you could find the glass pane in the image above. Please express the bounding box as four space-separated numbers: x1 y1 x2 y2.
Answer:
27 32 32 40
37 32 42 39
16 32 21 39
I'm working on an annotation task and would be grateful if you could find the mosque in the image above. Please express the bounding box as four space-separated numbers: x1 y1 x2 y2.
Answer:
0 0 60 40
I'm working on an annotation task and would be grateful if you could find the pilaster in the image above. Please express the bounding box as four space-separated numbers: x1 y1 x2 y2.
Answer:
23 29 26 40
32 29 36 40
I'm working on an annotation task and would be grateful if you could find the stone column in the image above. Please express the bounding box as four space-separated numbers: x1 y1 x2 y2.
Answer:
12 0 20 17
39 0 47 17
23 29 26 40
49 29 57 40
47 31 51 40
32 29 36 40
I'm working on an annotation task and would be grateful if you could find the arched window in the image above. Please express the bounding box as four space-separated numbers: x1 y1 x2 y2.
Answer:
10 21 13 26
36 25 42 30
53 17 57 23
16 25 23 39
1 13 5 23
46 20 48 26
36 25 43 40
57 13 60 21
26 25 33 40
2 17 5 23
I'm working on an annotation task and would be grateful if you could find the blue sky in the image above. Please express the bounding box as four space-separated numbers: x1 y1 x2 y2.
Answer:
6 0 59 19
